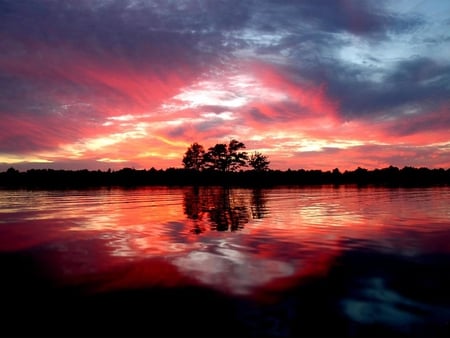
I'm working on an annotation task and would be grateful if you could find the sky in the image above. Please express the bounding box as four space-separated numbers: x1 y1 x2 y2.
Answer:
1 0 450 172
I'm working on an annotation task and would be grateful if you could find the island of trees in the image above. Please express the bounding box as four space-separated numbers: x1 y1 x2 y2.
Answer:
182 140 269 172
1 139 449 188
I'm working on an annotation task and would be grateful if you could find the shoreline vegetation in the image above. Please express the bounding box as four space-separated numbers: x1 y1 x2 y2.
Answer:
2 141 449 188
1 165 449 189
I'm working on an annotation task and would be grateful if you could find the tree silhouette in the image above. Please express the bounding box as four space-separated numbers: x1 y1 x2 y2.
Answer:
248 151 270 171
182 142 205 171
204 139 248 172
228 139 248 171
204 143 228 171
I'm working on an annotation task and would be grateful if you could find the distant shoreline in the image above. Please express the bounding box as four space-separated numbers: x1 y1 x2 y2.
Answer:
1 166 449 189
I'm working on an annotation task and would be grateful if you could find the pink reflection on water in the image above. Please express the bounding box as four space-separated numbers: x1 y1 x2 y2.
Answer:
0 186 449 299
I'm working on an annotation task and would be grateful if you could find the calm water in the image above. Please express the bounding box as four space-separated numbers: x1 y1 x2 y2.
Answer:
1 186 450 336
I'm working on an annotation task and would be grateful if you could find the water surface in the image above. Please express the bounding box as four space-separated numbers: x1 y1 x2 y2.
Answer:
1 186 449 336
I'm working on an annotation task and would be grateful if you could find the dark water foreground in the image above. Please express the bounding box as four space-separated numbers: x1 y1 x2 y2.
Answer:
1 248 449 337
0 186 449 337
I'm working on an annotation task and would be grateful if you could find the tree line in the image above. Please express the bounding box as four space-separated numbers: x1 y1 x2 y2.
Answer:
182 139 270 172
1 139 449 188
1 165 449 189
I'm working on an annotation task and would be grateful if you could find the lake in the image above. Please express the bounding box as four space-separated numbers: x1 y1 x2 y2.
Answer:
1 186 449 337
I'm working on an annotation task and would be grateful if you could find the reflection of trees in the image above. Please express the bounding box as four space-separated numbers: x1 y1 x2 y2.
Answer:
183 186 208 234
208 189 248 231
250 188 267 219
184 187 268 233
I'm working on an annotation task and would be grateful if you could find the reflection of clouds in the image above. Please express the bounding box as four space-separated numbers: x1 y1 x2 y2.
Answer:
2 186 450 299
173 243 295 295
297 202 363 227
341 277 450 332
68 214 119 231
100 232 136 258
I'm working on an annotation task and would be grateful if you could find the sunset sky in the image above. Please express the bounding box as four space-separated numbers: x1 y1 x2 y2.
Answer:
1 0 449 171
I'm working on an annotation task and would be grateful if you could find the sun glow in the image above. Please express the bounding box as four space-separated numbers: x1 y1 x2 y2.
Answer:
0 155 53 164
97 158 127 163
175 87 248 108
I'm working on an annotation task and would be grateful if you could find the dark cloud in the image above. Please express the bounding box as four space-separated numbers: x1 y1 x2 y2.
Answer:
196 105 234 114
167 126 187 138
385 58 450 85
246 100 316 124
276 53 450 124
0 70 108 117
220 1 441 125
0 0 238 116
0 134 51 154
387 109 450 137
248 107 274 123
247 0 422 39
267 0 414 36
0 0 247 63
0 112 87 154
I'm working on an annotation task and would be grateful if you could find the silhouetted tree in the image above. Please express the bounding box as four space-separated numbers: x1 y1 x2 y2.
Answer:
204 139 248 172
248 151 270 171
6 167 19 175
204 143 228 171
228 139 248 171
182 142 205 171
